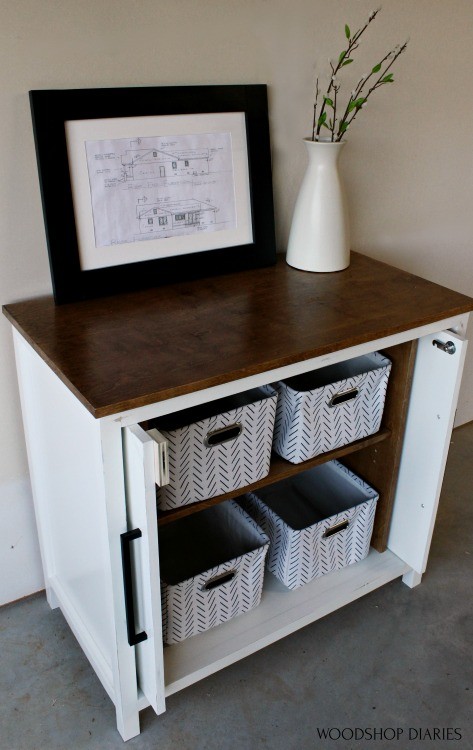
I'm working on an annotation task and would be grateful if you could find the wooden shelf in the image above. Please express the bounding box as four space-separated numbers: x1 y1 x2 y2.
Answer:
157 427 391 526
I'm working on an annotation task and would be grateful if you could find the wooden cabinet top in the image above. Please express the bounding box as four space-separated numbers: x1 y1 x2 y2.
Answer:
3 253 473 418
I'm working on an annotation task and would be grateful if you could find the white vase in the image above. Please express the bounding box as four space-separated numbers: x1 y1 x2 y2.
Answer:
286 138 350 273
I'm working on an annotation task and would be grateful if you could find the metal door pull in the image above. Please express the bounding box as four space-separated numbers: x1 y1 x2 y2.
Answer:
432 340 456 355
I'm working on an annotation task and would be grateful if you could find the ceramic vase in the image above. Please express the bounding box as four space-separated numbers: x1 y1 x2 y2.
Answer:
286 138 350 273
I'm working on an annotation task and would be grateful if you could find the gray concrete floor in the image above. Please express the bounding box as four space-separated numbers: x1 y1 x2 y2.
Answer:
1 424 473 750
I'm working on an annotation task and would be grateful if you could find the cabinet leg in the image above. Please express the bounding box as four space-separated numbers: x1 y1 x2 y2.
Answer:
402 569 422 588
46 585 60 610
116 705 141 742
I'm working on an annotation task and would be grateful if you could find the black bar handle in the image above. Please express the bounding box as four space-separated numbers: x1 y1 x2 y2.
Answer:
120 529 148 646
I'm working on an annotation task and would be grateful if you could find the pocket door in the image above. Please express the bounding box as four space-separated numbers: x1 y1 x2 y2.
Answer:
123 424 166 715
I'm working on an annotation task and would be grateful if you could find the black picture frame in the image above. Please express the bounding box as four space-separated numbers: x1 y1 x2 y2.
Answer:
29 85 276 304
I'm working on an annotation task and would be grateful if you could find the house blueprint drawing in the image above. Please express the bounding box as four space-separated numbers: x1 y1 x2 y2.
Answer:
85 131 236 249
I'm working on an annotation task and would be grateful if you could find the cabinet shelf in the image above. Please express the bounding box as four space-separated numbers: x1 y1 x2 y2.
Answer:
163 547 409 697
157 427 392 526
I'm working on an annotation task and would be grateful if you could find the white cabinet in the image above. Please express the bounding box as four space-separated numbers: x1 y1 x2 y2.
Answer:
4 255 472 740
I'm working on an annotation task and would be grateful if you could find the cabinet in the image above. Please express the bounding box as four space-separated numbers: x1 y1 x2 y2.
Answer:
3 253 473 741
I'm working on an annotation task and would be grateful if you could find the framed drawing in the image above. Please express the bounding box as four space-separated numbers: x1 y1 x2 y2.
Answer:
29 85 276 303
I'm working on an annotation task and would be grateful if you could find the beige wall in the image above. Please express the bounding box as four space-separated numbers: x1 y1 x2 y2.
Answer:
1 0 472 604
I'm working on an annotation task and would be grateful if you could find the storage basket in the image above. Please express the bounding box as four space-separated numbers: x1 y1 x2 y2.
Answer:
240 461 378 590
159 500 269 644
149 387 277 511
267 352 391 463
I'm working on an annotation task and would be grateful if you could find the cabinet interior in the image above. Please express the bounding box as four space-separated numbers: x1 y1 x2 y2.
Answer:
144 340 417 553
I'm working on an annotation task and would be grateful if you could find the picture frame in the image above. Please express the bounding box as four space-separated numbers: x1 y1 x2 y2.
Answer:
29 85 276 304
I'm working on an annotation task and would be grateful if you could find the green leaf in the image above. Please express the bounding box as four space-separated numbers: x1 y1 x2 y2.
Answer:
372 63 382 73
338 50 346 63
348 97 366 112
323 97 334 108
321 122 331 130
339 121 349 133
382 73 394 83
317 112 327 127
345 24 351 39
342 59 353 66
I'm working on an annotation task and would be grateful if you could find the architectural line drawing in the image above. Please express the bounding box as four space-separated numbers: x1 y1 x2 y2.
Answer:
85 130 236 249
136 198 217 234
122 148 211 181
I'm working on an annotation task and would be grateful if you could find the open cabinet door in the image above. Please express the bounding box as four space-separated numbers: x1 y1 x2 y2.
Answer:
388 330 467 576
123 424 166 715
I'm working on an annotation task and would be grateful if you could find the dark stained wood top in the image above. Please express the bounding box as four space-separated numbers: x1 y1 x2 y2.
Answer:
3 253 473 418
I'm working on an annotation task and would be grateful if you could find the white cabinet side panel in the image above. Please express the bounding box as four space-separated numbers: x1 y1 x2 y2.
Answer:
13 333 116 683
388 330 467 574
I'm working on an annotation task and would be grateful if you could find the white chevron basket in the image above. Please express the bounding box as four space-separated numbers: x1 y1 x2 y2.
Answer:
266 352 391 464
159 501 269 644
150 387 278 511
240 461 378 590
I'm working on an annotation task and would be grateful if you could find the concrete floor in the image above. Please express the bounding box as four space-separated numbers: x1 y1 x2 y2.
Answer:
1 424 472 750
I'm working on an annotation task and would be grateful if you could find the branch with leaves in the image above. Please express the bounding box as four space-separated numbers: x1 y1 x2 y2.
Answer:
311 9 408 142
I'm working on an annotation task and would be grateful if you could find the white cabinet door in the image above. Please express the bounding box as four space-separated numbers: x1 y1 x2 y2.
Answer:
388 330 467 575
123 425 166 715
